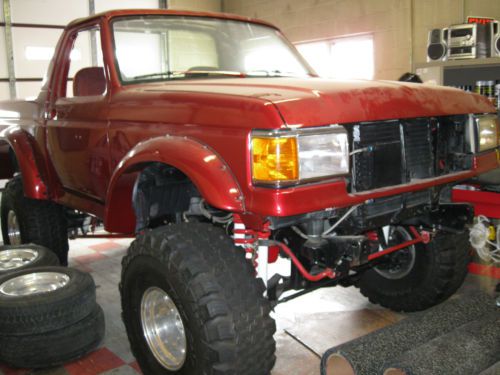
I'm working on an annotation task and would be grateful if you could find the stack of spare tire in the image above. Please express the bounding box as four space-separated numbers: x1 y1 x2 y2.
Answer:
0 244 105 369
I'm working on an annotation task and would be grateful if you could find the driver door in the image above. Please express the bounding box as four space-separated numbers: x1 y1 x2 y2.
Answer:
46 23 110 208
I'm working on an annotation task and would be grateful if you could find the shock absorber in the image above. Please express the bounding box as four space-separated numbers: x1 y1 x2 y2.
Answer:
233 216 338 285
232 215 271 284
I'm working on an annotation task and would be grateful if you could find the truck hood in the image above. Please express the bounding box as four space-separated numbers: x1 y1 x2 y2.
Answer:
140 77 494 127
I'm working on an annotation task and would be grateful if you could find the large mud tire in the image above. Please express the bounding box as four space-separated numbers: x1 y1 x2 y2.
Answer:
0 266 96 335
121 223 276 374
359 229 470 312
0 305 104 369
1 176 69 265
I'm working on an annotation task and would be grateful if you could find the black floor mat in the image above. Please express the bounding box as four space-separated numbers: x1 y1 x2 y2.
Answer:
321 292 498 375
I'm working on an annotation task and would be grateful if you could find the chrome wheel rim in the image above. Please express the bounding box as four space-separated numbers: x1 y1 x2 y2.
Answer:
141 287 187 371
0 249 39 271
7 210 21 245
374 227 416 280
0 272 70 296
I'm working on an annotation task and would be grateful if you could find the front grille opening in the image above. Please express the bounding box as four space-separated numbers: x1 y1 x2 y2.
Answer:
351 121 404 191
347 115 471 193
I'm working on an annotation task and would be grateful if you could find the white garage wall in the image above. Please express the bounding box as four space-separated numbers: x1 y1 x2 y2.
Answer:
16 81 43 100
0 84 10 101
0 0 222 101
11 0 88 25
0 28 8 79
12 27 63 78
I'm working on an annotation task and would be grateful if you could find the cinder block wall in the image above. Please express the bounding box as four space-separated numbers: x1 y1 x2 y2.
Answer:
222 0 500 80
169 0 222 12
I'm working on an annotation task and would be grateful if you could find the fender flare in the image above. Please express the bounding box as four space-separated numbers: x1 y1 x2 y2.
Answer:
104 135 244 233
2 127 49 199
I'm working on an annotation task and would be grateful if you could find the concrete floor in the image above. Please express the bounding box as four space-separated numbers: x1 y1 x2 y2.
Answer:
0 236 496 375
0 234 407 375
0 179 497 374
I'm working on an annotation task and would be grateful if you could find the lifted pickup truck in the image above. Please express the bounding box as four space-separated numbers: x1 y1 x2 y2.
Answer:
0 9 499 374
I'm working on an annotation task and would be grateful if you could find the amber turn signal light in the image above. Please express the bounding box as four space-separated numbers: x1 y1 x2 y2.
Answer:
251 137 299 182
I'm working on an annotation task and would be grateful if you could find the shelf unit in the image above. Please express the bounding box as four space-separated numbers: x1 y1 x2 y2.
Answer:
415 57 500 87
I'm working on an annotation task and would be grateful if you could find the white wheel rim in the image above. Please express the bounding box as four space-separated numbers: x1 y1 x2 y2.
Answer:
7 210 21 245
0 272 70 296
140 287 187 370
374 227 416 280
0 249 39 271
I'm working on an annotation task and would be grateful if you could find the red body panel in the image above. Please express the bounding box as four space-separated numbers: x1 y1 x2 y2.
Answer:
248 153 497 216
452 188 500 218
268 79 493 126
137 78 493 127
46 97 111 201
2 127 48 199
105 136 244 233
0 9 498 233
67 8 278 30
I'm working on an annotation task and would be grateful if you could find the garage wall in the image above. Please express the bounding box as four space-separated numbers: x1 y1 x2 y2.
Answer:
169 0 221 11
0 0 221 101
223 0 500 80
223 0 413 80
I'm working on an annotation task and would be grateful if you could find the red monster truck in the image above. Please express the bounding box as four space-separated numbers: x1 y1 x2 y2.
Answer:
0 9 499 374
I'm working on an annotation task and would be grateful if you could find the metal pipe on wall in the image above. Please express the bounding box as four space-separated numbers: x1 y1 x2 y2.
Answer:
88 0 98 67
3 0 16 99
409 0 414 73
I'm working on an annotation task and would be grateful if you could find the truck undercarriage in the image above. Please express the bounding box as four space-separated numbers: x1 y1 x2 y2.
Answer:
125 113 478 306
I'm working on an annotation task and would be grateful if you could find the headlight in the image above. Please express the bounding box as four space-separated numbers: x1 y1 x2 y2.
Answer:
252 136 298 182
473 114 499 152
251 126 349 185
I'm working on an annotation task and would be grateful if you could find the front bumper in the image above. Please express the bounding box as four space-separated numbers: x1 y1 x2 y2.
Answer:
246 151 499 217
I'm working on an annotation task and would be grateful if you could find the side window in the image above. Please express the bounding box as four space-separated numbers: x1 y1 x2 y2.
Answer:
64 27 105 98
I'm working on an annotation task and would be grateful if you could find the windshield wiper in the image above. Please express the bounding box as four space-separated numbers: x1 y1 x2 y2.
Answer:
133 70 245 80
132 71 184 79
186 70 245 77
246 70 307 78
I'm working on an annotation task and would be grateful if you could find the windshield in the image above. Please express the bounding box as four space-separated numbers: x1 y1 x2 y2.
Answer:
111 15 315 83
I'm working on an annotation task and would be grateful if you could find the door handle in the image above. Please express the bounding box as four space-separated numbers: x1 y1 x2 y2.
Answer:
44 109 57 120
45 108 70 120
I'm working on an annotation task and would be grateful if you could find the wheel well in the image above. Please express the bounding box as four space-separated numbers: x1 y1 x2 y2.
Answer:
0 145 18 180
132 162 199 231
9 148 19 173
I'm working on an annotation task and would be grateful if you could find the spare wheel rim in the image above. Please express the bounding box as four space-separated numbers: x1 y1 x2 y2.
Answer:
141 286 187 370
0 272 70 296
0 249 39 271
7 210 21 246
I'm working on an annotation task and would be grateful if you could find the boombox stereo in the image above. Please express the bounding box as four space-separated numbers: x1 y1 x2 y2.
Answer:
447 23 489 60
427 28 448 61
491 21 500 57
